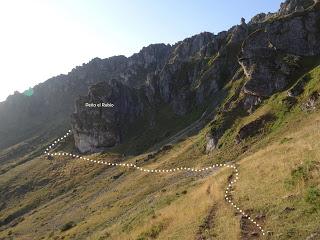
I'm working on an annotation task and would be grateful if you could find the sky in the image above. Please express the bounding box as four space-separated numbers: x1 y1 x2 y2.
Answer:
0 0 283 102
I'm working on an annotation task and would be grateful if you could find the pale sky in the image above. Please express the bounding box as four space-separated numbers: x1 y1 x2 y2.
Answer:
0 0 283 102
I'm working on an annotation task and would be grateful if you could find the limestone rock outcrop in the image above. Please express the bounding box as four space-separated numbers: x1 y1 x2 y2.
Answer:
239 4 320 111
71 1 320 152
1 0 320 154
278 0 315 16
71 81 144 153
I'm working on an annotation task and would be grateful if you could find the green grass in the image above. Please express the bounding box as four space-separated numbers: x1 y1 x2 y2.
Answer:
305 186 320 207
1 51 320 240
285 160 318 188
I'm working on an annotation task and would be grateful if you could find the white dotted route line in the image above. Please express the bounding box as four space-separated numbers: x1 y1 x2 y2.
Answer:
44 130 266 236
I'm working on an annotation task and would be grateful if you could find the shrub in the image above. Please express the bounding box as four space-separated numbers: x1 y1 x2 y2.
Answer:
285 160 316 188
181 190 188 195
137 223 165 239
305 187 320 208
60 221 76 232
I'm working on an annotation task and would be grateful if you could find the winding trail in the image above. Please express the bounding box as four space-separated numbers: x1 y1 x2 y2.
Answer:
44 130 266 237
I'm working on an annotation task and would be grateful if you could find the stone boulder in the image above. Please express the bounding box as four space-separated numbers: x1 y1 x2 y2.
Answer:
71 80 144 153
205 133 219 152
302 91 320 111
235 114 275 143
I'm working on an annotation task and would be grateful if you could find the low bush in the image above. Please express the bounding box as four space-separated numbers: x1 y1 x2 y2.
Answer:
60 221 76 232
305 187 320 208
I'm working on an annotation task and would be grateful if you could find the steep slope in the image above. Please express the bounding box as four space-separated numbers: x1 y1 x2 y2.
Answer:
71 1 320 154
1 60 320 240
1 0 320 239
0 44 171 151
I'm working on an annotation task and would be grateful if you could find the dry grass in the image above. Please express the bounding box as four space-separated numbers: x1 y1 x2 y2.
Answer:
233 111 320 239
2 110 320 239
1 64 320 239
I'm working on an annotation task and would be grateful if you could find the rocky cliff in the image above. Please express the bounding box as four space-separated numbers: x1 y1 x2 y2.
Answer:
1 1 320 238
71 81 145 153
71 0 320 153
0 0 319 154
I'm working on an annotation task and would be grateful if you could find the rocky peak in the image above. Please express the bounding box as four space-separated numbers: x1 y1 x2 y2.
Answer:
228 23 248 44
68 56 128 85
2 0 320 154
249 12 277 25
240 17 246 26
129 43 171 69
239 5 320 112
169 32 215 63
278 0 315 15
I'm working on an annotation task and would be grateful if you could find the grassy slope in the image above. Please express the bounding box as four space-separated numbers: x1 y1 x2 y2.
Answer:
0 65 320 239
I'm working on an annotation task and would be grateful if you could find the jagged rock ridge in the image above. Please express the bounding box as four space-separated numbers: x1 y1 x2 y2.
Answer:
0 0 319 154
72 0 320 153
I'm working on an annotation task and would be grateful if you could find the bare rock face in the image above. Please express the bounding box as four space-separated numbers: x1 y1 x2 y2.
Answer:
243 95 263 114
302 91 320 111
278 0 315 16
158 32 216 114
71 31 234 152
70 1 320 153
239 5 320 111
205 133 219 152
229 22 248 44
267 12 320 56
71 81 144 153
71 32 222 152
239 12 320 97
249 13 272 25
124 44 172 88
239 29 298 97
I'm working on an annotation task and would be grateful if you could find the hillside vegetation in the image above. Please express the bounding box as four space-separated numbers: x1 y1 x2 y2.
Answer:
1 0 320 239
0 60 319 240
